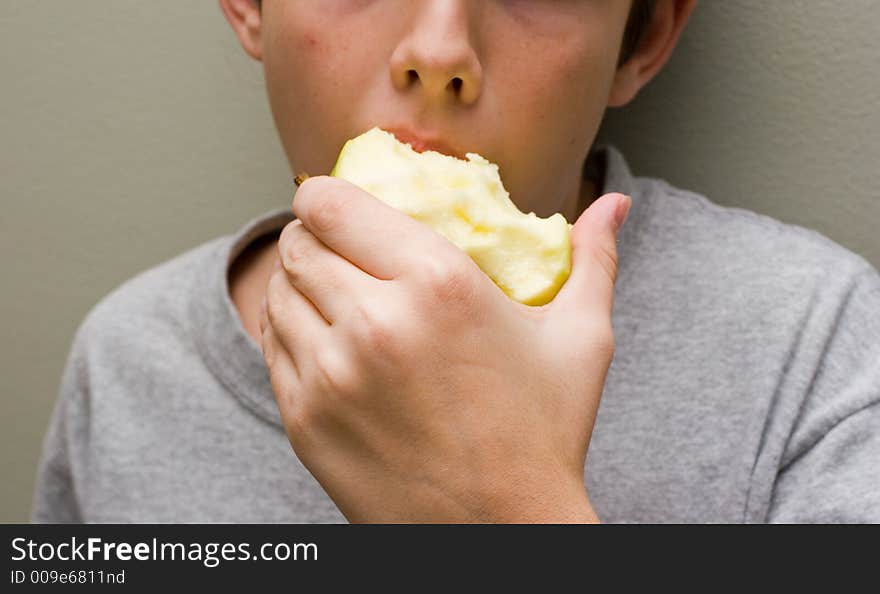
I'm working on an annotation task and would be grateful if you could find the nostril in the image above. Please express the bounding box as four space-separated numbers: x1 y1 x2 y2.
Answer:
451 77 463 93
407 70 419 84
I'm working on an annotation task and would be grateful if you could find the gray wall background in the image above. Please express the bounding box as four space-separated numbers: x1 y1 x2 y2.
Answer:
2 2 878 522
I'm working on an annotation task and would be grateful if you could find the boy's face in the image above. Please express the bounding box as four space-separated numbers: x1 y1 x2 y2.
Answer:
225 1 679 219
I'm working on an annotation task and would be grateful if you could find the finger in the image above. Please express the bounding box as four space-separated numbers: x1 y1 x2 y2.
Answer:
265 267 330 367
292 175 463 280
552 192 631 317
278 218 380 324
260 320 302 420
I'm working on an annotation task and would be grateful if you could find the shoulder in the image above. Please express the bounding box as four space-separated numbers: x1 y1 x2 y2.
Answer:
627 175 877 304
618 174 880 406
72 235 229 361
48 233 232 452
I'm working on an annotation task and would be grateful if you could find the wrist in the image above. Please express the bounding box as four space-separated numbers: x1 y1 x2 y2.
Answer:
480 475 599 524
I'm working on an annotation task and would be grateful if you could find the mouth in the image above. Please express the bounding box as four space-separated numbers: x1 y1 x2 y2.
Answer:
383 126 468 161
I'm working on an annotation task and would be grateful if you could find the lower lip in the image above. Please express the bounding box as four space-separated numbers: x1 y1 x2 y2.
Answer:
408 141 432 153
408 141 460 159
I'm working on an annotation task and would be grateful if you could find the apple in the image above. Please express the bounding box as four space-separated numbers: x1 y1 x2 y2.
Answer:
326 127 572 306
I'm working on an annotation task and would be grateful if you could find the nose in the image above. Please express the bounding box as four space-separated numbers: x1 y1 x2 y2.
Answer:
389 0 483 106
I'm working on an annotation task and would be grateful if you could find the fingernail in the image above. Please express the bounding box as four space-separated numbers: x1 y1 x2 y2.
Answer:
614 195 632 232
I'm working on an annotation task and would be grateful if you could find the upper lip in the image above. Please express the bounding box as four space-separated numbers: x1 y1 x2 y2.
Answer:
383 126 467 160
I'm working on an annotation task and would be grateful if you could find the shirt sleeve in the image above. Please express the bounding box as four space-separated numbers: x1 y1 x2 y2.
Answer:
767 265 880 523
31 329 90 523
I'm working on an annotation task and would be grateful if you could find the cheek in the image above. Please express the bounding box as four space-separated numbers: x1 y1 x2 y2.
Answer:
262 15 363 175
263 14 339 111
512 34 616 122
489 1 622 113
493 38 617 203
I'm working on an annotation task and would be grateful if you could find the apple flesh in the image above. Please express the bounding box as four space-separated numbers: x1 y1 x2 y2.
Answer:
329 127 572 306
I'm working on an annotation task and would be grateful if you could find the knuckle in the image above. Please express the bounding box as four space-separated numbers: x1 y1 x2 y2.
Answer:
593 242 620 285
279 231 317 288
265 271 287 328
300 179 347 235
279 218 302 242
279 223 309 267
310 347 356 396
311 199 343 235
420 259 455 287
418 259 477 307
349 301 400 356
278 219 303 254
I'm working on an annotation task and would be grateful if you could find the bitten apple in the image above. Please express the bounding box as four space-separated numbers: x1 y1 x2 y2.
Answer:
328 127 572 306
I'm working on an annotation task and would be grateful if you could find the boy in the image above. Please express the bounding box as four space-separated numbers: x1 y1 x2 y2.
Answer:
33 0 880 522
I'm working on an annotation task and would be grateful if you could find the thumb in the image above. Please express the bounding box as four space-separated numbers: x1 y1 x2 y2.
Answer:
552 192 632 317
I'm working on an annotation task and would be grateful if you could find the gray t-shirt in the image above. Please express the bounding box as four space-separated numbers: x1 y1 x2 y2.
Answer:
32 146 880 523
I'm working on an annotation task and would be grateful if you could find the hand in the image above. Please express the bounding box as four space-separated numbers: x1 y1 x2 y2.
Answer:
260 175 631 523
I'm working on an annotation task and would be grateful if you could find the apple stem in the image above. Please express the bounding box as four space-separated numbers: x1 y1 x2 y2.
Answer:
293 173 310 187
